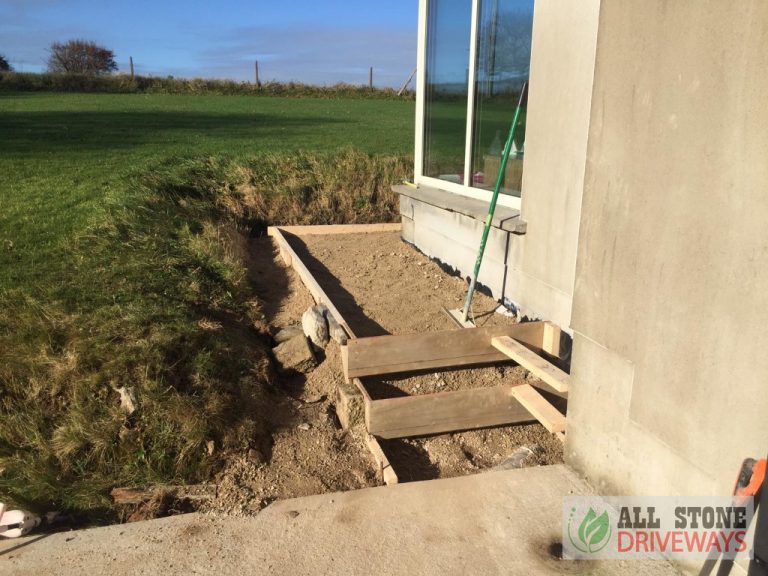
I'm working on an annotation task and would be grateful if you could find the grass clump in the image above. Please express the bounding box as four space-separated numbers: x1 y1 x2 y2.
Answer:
240 150 411 227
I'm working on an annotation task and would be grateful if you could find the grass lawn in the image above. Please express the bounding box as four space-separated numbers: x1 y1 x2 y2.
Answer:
0 91 413 515
1 92 414 292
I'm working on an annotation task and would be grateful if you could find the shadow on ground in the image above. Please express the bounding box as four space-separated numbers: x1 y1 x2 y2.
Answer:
0 111 348 154
378 439 440 482
284 233 390 338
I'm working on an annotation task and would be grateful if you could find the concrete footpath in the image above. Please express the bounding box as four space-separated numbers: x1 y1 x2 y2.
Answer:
0 465 680 575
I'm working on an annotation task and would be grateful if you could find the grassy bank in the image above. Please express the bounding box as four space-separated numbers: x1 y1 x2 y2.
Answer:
0 91 413 516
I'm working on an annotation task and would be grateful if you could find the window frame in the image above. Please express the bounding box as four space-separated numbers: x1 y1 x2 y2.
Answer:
414 0 524 210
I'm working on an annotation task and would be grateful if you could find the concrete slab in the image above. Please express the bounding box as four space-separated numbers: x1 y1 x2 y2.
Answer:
0 465 681 576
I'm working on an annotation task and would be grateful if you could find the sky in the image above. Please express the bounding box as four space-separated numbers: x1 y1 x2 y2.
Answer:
0 0 418 87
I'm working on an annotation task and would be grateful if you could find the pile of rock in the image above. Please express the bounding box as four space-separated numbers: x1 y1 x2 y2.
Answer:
271 304 348 373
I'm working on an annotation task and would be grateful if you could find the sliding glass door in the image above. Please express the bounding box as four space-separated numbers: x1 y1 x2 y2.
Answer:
422 0 473 183
418 0 534 204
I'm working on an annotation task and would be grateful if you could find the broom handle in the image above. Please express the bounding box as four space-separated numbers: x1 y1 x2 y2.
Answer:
462 82 528 322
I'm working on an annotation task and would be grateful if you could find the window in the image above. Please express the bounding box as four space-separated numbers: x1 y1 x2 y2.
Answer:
422 0 473 183
417 0 534 206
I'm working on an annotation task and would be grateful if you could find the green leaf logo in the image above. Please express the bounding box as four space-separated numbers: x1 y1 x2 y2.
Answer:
568 507 612 554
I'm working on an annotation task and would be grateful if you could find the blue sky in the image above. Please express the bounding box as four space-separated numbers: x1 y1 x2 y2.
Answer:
0 0 418 87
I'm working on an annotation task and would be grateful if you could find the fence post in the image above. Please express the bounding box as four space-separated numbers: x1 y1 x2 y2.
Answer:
129 56 134 79
369 67 373 90
397 67 417 96
255 60 261 88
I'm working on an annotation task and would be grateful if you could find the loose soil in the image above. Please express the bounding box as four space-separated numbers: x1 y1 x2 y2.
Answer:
196 238 379 516
286 230 564 482
132 228 563 519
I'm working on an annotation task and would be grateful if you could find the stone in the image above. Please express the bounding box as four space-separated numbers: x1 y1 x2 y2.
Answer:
314 303 348 345
325 314 348 345
274 325 303 344
272 334 317 373
297 423 311 431
302 305 329 348
494 446 536 470
116 386 137 416
336 381 364 429
247 448 264 465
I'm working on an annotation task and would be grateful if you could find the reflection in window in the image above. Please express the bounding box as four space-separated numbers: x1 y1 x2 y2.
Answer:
472 0 533 197
422 0 472 183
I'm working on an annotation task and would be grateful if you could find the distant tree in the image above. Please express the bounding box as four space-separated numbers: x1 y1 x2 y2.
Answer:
0 55 12 72
47 39 117 75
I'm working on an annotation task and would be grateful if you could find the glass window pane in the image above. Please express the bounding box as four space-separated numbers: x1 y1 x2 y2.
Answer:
471 0 534 197
423 0 473 183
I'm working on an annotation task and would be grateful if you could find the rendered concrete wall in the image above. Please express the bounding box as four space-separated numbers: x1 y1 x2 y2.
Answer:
568 0 768 507
510 0 601 329
400 195 512 301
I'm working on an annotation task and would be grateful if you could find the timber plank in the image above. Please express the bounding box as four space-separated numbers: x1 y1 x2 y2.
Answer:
510 384 566 434
268 223 401 236
491 335 570 393
366 385 534 439
268 227 356 338
365 434 399 485
345 322 545 379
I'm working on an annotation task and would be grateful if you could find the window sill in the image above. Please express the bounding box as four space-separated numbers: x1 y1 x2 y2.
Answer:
393 184 527 235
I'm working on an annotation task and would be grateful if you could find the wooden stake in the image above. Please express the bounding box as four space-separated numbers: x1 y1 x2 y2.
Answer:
111 484 216 505
510 384 566 434
129 56 134 79
491 336 570 394
255 60 261 88
397 67 417 96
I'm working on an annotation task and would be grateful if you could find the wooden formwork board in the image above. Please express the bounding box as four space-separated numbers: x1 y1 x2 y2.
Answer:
344 322 547 380
269 224 397 483
491 335 570 394
267 223 565 448
365 434 398 485
365 385 534 439
270 223 401 236
509 384 566 434
268 226 356 338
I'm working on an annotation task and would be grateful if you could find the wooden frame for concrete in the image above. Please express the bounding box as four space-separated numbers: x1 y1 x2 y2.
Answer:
268 226 358 338
270 223 401 237
491 335 570 394
267 224 566 457
268 224 398 485
343 321 564 439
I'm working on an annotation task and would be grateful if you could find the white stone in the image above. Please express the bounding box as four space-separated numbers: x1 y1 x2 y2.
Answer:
302 305 329 348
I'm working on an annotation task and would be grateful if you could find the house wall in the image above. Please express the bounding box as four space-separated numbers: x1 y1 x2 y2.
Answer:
511 0 601 329
567 0 768 519
404 0 601 332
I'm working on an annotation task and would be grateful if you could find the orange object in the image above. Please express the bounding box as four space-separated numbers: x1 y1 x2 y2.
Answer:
735 458 767 498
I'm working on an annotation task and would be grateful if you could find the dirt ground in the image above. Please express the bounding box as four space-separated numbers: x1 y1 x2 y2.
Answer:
130 229 562 519
196 238 379 516
287 230 564 482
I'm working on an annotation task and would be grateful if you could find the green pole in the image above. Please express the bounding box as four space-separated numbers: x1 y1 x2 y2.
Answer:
462 82 528 322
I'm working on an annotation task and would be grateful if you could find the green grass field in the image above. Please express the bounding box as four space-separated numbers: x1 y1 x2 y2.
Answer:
1 92 414 291
0 91 413 516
